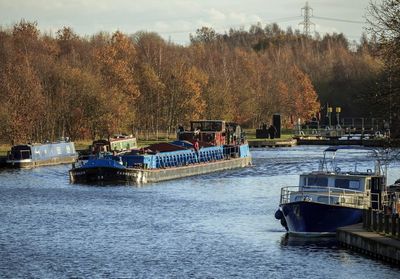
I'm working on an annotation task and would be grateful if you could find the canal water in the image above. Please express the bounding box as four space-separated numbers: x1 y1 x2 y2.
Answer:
0 146 399 278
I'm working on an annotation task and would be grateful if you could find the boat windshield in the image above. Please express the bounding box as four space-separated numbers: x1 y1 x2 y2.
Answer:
306 176 328 186
334 179 361 190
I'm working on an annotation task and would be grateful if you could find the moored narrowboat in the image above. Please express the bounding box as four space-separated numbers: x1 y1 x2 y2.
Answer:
7 141 78 168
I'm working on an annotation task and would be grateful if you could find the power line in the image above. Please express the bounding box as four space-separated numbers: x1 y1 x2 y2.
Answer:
156 16 302 35
313 16 365 24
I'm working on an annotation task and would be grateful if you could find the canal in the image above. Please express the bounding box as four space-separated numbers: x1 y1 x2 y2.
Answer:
0 146 399 278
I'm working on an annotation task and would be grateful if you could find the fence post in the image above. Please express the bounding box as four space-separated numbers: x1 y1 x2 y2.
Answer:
372 210 378 231
397 215 400 240
391 214 397 237
384 214 390 234
363 209 367 229
366 208 372 229
378 212 384 233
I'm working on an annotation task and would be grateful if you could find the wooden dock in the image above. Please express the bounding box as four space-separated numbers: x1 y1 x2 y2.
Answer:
248 139 297 148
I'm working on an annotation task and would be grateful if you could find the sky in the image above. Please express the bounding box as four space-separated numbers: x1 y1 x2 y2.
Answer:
0 0 370 44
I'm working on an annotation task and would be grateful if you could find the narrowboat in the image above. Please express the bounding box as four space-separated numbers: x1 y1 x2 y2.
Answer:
7 141 78 168
69 120 252 184
275 146 387 236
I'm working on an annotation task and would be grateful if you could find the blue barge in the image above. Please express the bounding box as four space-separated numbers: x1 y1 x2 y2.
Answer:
69 120 252 184
7 141 78 168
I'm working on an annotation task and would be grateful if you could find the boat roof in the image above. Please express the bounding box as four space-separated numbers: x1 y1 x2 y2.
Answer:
301 171 382 178
324 146 378 152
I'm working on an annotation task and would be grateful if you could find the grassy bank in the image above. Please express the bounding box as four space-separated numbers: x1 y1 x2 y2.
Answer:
0 129 294 155
244 129 293 141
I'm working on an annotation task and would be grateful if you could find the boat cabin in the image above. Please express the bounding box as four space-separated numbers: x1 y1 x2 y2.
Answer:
282 171 384 208
91 135 137 154
177 120 244 146
299 172 377 192
8 145 31 160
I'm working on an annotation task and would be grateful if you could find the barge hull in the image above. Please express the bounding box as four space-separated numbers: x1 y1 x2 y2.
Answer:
70 157 252 184
7 155 78 169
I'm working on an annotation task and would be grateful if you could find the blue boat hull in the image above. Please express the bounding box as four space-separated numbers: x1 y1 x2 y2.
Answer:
69 166 137 184
281 201 363 235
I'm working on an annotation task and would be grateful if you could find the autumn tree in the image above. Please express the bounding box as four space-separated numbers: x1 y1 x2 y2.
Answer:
367 0 400 137
95 31 140 136
0 21 46 144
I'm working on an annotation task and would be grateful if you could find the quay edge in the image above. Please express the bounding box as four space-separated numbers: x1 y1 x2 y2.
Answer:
336 223 400 265
248 139 297 148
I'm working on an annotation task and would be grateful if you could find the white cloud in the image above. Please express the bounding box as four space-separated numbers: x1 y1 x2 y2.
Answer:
208 8 226 21
0 0 369 44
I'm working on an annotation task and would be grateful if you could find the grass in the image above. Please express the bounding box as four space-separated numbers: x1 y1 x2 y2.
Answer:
244 129 294 141
0 144 9 156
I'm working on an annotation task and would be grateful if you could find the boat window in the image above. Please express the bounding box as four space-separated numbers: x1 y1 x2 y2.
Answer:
335 179 360 190
191 121 223 132
307 176 328 186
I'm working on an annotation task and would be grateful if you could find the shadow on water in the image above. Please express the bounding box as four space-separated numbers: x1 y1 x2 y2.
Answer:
280 233 338 249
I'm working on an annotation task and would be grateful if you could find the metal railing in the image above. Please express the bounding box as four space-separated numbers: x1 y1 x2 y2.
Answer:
280 186 370 209
293 117 388 139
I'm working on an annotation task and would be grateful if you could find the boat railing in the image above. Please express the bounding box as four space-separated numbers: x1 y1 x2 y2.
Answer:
370 191 399 212
280 186 370 208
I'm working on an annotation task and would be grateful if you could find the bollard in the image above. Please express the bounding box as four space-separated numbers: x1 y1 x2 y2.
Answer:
391 214 397 237
384 214 390 234
372 210 378 231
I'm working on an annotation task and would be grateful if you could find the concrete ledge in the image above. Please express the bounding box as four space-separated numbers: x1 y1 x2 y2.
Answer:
337 223 400 264
248 139 297 148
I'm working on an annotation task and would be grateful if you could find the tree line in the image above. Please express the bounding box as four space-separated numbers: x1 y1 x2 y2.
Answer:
0 15 388 144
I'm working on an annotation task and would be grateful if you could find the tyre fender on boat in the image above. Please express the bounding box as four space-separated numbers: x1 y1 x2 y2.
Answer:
275 209 288 231
274 209 284 220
